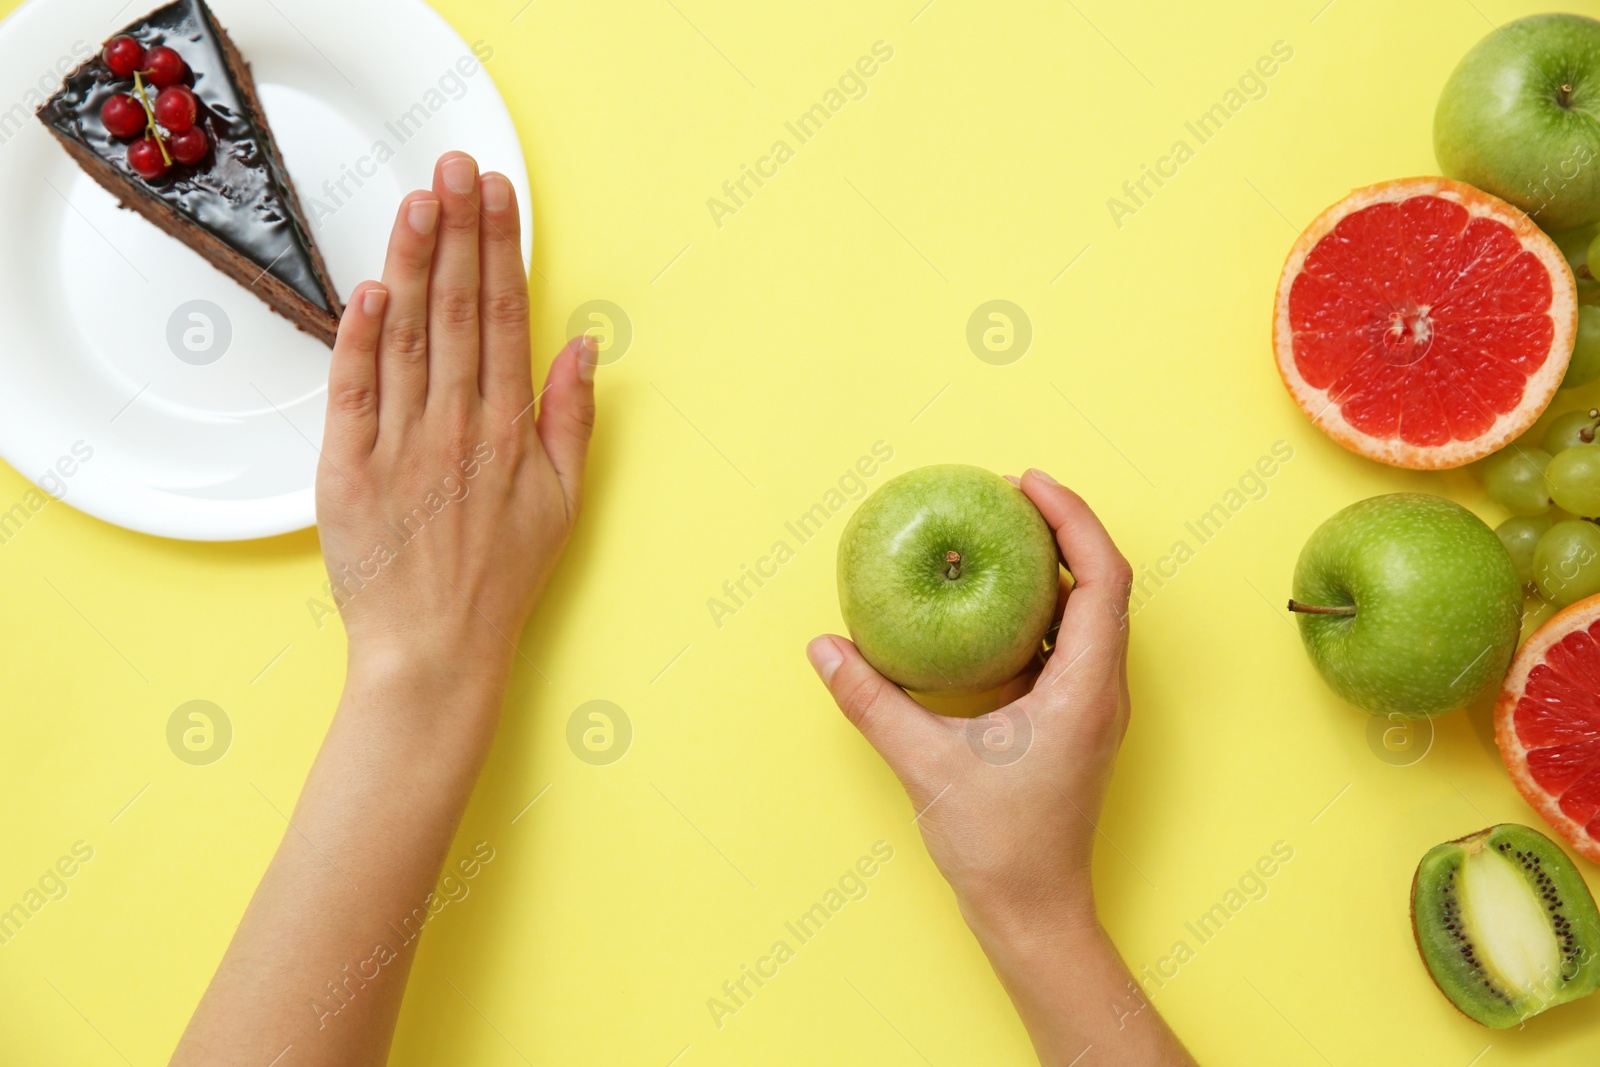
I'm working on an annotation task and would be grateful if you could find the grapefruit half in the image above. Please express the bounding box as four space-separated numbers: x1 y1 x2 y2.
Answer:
1497 595 1600 864
1274 177 1576 469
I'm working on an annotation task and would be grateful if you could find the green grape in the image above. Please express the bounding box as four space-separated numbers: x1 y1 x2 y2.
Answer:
1555 223 1599 271
1562 305 1600 390
1534 519 1600 607
1548 444 1600 516
1480 446 1553 515
1497 515 1553 584
1587 230 1600 277
1543 409 1600 452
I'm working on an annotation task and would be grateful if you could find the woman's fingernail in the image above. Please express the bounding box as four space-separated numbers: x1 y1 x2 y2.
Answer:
1027 468 1060 486
408 198 439 235
806 636 844 684
443 156 477 195
1004 474 1021 487
482 174 511 213
577 335 598 383
361 286 387 317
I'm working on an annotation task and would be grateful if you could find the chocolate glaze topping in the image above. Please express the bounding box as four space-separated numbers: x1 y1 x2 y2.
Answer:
37 0 329 311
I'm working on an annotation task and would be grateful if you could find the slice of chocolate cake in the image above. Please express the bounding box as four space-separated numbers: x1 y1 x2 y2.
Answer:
37 0 342 346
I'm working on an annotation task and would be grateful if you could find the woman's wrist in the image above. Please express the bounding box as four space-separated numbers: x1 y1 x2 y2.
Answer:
958 881 1101 964
348 634 513 696
342 639 512 744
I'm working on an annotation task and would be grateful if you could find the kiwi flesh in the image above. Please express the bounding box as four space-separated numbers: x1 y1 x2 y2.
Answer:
1411 823 1600 1028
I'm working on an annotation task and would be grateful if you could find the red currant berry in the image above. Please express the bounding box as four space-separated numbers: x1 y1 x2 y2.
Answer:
100 94 147 139
142 46 186 89
103 35 144 78
153 85 197 132
127 136 171 180
167 125 208 165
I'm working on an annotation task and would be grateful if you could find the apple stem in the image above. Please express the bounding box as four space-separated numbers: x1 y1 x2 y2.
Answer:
1559 83 1575 108
1287 599 1356 616
945 550 962 580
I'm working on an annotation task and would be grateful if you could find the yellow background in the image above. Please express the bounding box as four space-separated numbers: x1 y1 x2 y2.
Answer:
5 0 1600 1062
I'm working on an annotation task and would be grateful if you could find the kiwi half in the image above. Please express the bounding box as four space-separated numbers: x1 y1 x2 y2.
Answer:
1411 823 1600 1028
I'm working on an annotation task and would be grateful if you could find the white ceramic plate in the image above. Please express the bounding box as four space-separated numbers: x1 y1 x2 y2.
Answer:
0 0 530 540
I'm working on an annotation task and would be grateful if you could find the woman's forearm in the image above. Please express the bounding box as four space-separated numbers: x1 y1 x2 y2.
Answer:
809 474 1195 1066
169 651 506 1067
169 154 594 1066
963 900 1196 1067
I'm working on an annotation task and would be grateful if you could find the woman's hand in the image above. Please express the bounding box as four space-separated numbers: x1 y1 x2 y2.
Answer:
807 469 1194 1066
315 150 595 688
808 469 1130 926
171 152 599 1067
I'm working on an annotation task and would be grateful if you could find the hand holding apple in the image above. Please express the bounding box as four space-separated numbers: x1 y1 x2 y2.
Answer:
808 470 1194 1067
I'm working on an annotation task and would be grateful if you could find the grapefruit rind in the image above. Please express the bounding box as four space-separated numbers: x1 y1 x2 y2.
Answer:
1274 177 1577 471
1496 595 1600 865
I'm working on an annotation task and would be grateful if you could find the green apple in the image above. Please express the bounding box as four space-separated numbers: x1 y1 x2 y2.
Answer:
1435 13 1600 231
837 464 1058 694
1291 494 1521 718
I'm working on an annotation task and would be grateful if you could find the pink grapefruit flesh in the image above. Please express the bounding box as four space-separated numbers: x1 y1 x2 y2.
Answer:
1274 177 1575 469
1498 595 1600 865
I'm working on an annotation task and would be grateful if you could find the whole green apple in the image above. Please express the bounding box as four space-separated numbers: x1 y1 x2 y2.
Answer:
837 464 1058 694
1291 494 1521 719
1435 13 1600 231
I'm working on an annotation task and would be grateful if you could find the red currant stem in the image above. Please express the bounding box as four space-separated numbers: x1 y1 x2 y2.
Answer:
131 71 171 166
